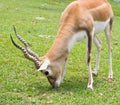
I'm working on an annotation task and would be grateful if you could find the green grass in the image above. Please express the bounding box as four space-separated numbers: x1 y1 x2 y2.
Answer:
0 0 120 105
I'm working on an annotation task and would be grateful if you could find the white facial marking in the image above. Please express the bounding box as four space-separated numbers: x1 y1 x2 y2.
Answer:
38 59 50 71
55 77 62 87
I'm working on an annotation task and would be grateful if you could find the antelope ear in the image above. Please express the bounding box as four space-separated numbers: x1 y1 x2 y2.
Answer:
38 60 50 71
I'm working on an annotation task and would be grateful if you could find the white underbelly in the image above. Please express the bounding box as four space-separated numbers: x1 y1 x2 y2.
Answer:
68 18 110 51
94 18 110 34
68 31 86 51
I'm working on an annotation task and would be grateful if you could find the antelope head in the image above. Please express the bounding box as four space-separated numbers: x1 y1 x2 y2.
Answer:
10 26 65 88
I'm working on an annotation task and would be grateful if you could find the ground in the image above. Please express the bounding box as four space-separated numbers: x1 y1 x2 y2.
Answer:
0 0 120 105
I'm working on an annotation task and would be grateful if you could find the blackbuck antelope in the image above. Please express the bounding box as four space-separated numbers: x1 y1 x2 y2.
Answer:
10 0 113 90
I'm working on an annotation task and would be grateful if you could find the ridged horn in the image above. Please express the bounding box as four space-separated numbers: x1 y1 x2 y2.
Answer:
13 26 40 61
10 26 41 69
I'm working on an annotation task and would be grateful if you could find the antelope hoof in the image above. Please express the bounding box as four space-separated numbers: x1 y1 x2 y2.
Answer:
87 85 93 91
108 74 113 81
108 75 113 79
92 71 98 76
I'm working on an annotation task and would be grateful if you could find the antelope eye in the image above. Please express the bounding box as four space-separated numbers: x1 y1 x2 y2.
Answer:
45 71 49 76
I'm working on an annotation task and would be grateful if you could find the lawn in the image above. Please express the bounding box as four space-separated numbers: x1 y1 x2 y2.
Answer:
0 0 120 105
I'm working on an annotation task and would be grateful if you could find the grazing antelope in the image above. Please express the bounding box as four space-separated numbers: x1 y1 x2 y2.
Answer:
10 0 113 90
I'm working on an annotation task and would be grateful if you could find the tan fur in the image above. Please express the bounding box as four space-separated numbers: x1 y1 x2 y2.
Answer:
39 0 114 89
12 0 113 89
42 0 113 83
37 0 113 86
45 0 113 58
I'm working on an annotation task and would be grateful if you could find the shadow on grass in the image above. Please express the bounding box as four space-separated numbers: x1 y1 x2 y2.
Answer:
26 73 106 97
27 76 89 95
